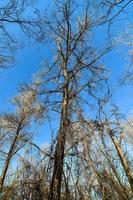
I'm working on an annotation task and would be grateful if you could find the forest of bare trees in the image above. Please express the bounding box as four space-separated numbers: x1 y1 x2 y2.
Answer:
0 0 133 199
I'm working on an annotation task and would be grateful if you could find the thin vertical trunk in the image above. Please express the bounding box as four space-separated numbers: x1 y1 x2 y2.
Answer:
0 124 21 192
110 132 133 193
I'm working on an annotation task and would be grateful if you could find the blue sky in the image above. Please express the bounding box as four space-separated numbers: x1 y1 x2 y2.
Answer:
0 42 132 145
0 0 133 146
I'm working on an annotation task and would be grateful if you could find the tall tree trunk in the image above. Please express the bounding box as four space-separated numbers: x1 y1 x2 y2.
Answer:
110 132 133 193
48 67 69 200
0 124 21 192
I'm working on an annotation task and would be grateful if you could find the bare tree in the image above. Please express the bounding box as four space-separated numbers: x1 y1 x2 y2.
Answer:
29 1 133 199
0 0 133 199
0 84 46 193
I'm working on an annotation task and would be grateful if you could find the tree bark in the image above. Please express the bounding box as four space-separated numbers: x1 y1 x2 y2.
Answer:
48 65 69 200
110 132 133 193
0 123 21 192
